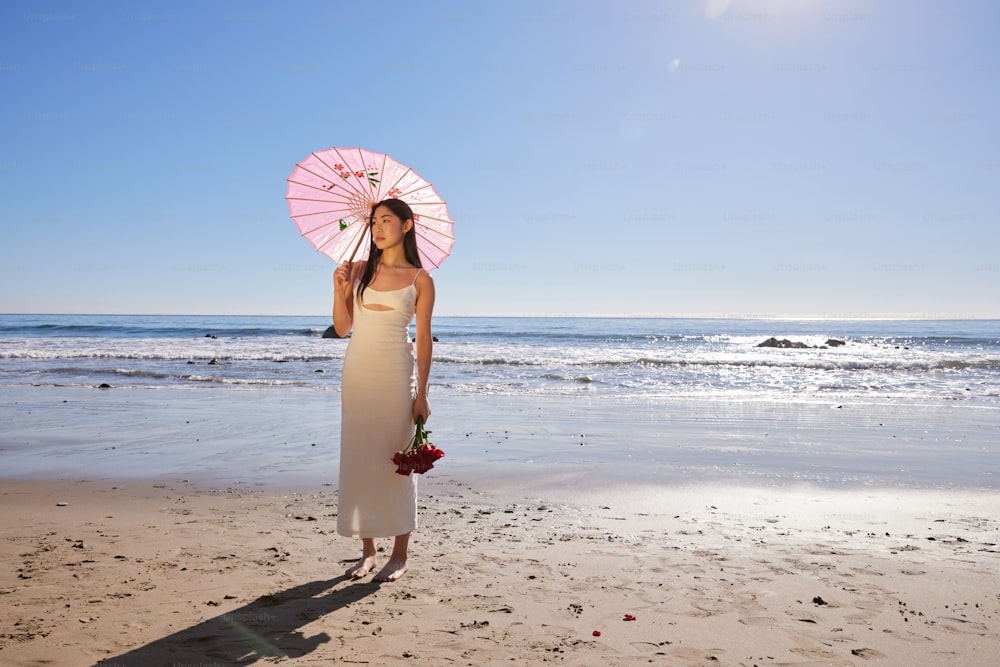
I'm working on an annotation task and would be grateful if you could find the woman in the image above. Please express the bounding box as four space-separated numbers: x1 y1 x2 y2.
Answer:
332 198 435 582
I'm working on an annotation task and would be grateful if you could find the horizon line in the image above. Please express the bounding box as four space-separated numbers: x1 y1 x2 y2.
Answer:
2 311 998 321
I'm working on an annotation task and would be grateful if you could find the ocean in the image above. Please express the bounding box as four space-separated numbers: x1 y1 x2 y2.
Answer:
2 314 999 489
1 314 997 406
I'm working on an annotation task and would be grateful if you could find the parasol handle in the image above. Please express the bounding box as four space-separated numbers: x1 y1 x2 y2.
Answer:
345 221 370 265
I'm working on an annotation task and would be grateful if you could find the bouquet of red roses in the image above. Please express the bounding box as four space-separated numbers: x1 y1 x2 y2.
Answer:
392 417 444 476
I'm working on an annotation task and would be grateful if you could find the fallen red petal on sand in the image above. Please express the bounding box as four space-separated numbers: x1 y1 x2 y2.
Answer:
592 630 601 636
623 614 636 621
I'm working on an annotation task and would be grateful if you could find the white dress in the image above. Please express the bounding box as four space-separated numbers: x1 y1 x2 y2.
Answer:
337 278 418 538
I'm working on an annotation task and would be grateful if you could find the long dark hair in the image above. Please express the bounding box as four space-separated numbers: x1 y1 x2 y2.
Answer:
356 198 422 303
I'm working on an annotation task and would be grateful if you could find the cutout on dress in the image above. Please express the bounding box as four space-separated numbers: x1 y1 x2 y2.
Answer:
363 303 394 311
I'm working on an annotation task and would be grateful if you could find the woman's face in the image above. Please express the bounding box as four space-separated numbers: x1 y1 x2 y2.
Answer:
371 205 411 250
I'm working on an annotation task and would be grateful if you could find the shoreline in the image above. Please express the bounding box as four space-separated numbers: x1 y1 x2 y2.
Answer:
3 384 998 491
2 476 998 665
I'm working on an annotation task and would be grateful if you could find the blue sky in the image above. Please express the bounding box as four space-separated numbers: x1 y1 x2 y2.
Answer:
1 0 997 318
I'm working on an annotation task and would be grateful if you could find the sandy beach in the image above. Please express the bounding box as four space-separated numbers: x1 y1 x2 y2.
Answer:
2 383 999 665
2 473 998 666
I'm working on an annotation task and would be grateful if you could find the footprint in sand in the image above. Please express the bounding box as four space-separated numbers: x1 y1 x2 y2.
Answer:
738 615 776 627
851 647 888 659
936 616 989 635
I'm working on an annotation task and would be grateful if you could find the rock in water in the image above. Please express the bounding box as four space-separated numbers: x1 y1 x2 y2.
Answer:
757 337 811 349
322 325 344 339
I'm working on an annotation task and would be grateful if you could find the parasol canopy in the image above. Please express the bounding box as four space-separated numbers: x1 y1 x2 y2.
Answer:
285 147 454 268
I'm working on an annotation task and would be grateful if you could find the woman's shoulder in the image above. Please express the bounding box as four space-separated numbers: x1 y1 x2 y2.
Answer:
414 268 435 295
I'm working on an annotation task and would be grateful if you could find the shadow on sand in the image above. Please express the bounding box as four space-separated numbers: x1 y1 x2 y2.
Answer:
91 575 378 666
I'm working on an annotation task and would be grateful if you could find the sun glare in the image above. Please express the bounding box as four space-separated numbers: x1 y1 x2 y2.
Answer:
706 0 830 21
705 0 734 20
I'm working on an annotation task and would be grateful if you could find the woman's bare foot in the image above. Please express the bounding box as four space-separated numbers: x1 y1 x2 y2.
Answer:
374 533 410 582
373 558 407 582
346 554 377 579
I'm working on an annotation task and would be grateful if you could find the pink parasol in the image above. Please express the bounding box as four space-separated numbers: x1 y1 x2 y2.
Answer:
285 147 454 268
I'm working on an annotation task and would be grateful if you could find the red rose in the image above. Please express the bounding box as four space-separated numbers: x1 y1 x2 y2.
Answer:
390 417 444 476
